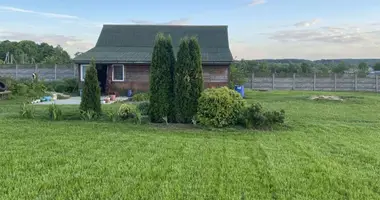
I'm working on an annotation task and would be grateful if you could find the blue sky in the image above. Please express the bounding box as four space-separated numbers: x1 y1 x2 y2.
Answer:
1 0 380 60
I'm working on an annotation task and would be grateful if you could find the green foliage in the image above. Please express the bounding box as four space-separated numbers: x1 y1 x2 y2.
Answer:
137 101 150 115
188 36 204 120
197 87 246 128
80 110 98 121
374 63 380 71
48 104 63 121
174 37 192 123
0 40 71 64
19 103 35 119
149 33 175 123
118 104 141 124
241 103 285 129
358 62 369 73
105 110 118 122
132 93 150 102
79 59 101 115
45 78 78 94
229 63 248 88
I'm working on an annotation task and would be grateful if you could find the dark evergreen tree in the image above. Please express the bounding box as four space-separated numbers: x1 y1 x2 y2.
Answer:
165 35 176 123
174 37 192 123
79 58 101 114
148 33 173 123
188 36 204 118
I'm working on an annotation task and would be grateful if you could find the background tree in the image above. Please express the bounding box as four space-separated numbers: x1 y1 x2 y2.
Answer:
358 62 369 73
188 36 204 119
79 58 101 115
0 40 71 64
373 63 380 71
174 37 192 123
148 33 174 123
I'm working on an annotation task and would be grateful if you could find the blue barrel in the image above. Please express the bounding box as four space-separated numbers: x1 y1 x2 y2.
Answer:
127 89 133 97
234 85 245 97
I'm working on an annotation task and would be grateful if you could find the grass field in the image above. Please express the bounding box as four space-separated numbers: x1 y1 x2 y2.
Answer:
1 90 380 199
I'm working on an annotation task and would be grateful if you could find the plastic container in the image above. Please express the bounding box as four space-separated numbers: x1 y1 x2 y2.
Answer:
234 85 245 98
127 89 133 97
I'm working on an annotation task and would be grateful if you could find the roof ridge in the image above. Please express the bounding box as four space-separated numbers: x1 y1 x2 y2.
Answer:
103 24 228 27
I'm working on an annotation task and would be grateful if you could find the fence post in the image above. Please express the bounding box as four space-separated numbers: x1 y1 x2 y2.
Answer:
376 75 378 92
272 73 275 90
354 73 357 91
35 64 38 73
15 64 18 79
251 73 254 89
334 73 337 92
292 73 296 90
54 64 57 80
313 73 316 91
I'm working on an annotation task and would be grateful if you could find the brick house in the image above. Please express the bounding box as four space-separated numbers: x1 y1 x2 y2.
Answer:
73 24 233 94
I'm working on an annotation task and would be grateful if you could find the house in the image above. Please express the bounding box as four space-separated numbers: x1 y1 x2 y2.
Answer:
73 24 233 94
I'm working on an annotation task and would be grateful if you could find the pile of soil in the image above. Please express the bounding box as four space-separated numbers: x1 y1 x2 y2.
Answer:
309 95 343 101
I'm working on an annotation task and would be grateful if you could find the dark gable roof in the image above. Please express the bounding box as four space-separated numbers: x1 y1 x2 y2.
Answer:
73 24 233 64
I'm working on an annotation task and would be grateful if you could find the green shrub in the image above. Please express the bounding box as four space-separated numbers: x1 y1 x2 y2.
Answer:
118 104 141 124
149 33 175 123
19 103 35 119
197 87 246 128
80 110 98 121
132 93 150 102
105 110 118 122
54 83 66 93
13 83 28 96
241 103 285 129
79 59 101 115
137 101 150 115
48 104 63 121
174 37 192 123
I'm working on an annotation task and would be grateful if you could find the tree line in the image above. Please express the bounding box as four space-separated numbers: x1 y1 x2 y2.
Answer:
233 59 380 76
0 40 72 64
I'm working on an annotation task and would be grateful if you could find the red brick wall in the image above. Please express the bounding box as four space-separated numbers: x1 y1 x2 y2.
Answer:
104 64 229 94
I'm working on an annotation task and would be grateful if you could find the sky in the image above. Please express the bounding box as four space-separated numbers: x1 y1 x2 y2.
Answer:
1 0 380 60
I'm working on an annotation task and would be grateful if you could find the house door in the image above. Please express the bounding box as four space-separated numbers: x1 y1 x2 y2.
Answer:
96 64 107 94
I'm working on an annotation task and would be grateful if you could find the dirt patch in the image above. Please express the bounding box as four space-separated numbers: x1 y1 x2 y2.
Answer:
309 95 343 101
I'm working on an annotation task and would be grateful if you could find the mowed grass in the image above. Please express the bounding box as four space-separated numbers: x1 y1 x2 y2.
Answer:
1 90 380 199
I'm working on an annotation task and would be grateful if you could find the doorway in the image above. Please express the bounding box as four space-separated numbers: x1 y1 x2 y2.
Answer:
96 64 107 94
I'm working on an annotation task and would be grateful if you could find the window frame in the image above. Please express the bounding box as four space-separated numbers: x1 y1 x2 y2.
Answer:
112 64 125 82
80 64 90 81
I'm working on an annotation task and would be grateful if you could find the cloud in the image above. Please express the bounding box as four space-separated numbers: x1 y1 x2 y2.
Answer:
0 6 78 19
248 0 267 6
129 18 190 25
0 30 94 55
294 19 320 27
266 25 380 46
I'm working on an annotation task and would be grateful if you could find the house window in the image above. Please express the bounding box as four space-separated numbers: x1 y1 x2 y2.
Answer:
80 64 89 81
112 64 124 81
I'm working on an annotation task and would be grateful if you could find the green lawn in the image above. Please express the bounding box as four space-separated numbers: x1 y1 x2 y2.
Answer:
1 90 380 199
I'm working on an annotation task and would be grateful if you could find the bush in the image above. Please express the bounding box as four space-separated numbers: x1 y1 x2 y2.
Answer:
132 93 150 102
80 110 98 121
48 104 63 121
105 110 118 122
197 87 246 128
19 103 35 119
79 59 101 115
149 33 175 123
174 37 192 123
241 103 285 129
188 36 204 119
118 104 141 124
137 101 150 115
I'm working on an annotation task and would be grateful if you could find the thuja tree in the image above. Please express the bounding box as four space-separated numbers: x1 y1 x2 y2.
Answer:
188 36 204 117
174 37 193 123
165 35 176 122
79 58 101 114
149 33 175 123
